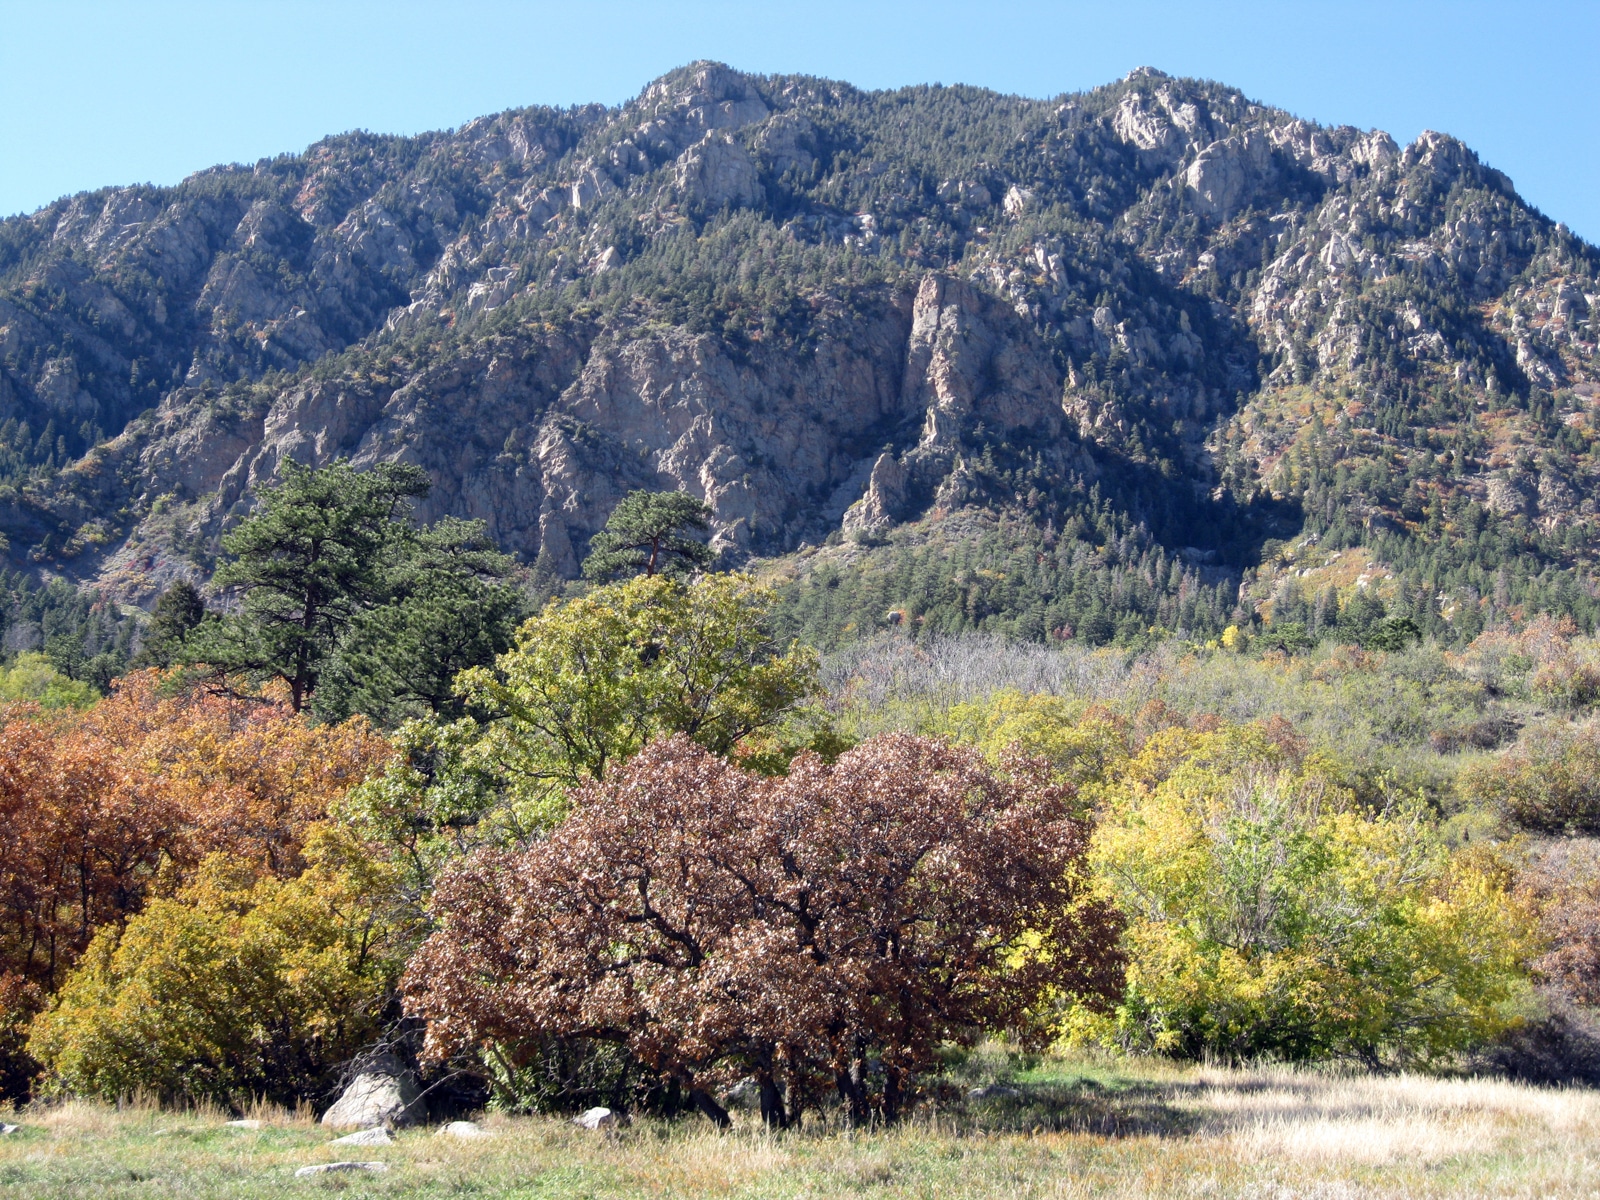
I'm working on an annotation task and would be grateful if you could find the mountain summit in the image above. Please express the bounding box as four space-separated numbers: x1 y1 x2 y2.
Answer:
0 63 1595 643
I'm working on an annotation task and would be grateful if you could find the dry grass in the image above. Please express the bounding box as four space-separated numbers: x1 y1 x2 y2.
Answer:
1186 1067 1600 1167
3 1058 1598 1197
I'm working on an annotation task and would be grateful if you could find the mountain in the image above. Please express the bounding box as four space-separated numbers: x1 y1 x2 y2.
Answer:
0 62 1596 649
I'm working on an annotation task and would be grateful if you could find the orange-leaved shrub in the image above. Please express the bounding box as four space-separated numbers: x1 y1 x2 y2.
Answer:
403 733 1123 1127
89 671 393 874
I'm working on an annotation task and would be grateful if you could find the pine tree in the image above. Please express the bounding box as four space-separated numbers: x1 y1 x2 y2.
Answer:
582 490 716 582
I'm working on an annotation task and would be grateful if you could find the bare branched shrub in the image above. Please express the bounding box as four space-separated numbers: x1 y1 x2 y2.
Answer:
820 634 1143 737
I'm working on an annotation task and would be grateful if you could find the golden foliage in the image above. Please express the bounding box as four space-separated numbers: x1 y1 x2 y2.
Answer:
27 831 406 1105
1081 721 1537 1066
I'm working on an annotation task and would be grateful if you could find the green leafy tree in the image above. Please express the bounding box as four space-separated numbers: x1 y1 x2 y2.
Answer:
0 653 99 709
1367 615 1423 652
349 572 818 883
458 573 817 808
184 460 431 711
582 490 715 582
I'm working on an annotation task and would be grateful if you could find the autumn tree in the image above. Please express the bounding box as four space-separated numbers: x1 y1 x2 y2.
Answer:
90 671 393 875
0 695 185 1099
0 670 390 993
403 734 1123 1126
582 490 715 582
453 572 817 822
1082 720 1536 1067
0 705 180 997
1514 844 1600 1009
28 833 407 1106
0 671 391 1099
1463 717 1600 833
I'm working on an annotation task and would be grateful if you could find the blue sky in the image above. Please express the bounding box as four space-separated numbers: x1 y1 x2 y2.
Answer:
3 1 1596 240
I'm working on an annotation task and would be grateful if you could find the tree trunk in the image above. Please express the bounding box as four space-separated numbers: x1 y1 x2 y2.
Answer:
882 1063 904 1126
835 1060 869 1128
661 1076 682 1119
757 1074 788 1129
689 1087 732 1129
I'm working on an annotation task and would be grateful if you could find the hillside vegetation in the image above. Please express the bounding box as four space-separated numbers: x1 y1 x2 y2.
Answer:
0 469 1596 1128
0 62 1594 661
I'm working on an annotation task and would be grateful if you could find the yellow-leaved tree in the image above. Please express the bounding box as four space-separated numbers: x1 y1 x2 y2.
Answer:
1076 721 1537 1067
28 828 407 1106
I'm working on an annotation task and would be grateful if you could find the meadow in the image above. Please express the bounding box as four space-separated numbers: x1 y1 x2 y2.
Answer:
4 1055 1598 1199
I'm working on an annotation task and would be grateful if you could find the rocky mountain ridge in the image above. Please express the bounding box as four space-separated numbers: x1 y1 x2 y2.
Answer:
0 63 1596 641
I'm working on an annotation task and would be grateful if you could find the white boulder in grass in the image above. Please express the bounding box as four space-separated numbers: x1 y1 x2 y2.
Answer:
440 1120 495 1139
294 1162 388 1177
330 1126 393 1146
321 1051 426 1129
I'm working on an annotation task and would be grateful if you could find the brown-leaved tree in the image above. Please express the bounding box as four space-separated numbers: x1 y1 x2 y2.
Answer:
404 733 1122 1126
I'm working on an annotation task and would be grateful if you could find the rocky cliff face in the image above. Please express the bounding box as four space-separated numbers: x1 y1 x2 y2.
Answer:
47 271 1080 601
0 63 1596 631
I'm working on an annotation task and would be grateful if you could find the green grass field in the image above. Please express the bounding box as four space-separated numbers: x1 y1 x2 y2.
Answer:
3 1056 1597 1199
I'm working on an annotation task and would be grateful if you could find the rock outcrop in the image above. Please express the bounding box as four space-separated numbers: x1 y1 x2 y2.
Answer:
84 273 1071 594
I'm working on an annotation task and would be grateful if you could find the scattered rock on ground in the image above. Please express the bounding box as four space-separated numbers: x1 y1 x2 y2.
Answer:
0 1123 19 1134
321 1051 425 1129
967 1084 1022 1100
226 1119 262 1129
722 1079 761 1110
440 1120 494 1139
330 1127 392 1146
294 1161 388 1177
573 1107 619 1130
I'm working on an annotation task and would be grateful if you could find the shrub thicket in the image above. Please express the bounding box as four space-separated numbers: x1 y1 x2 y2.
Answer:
1083 722 1536 1066
28 837 406 1106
